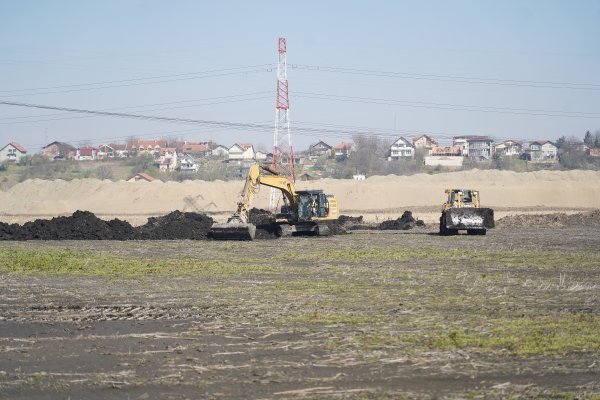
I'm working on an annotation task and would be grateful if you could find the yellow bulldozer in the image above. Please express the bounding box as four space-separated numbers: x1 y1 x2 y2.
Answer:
210 163 339 240
439 189 495 235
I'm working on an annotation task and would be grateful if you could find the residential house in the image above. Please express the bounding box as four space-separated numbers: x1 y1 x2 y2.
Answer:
211 145 229 157
388 137 415 160
41 141 76 160
529 141 558 162
179 154 198 172
97 144 115 159
228 143 255 164
412 135 438 150
127 172 155 182
98 143 129 159
180 141 210 157
494 140 522 157
467 137 494 160
452 136 470 156
333 142 354 159
128 140 167 157
308 141 333 159
0 142 27 163
74 146 98 161
158 147 178 171
254 150 269 161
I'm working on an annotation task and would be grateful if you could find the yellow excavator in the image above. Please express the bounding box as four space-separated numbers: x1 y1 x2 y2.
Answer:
439 189 495 235
210 163 339 240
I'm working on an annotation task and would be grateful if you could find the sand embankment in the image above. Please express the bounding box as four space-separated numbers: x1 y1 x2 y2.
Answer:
1 169 599 225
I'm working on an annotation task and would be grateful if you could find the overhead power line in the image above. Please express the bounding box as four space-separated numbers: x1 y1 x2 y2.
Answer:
292 64 600 91
0 92 272 124
0 99 537 145
294 91 600 118
0 65 274 97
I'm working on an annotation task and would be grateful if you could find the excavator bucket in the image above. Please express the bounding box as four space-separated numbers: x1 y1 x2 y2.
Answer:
210 222 256 240
444 207 495 230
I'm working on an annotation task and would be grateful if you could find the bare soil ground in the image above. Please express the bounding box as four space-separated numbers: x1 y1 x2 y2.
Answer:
1 226 599 399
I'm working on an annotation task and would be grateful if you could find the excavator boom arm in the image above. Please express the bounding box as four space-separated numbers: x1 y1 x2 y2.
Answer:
211 163 297 240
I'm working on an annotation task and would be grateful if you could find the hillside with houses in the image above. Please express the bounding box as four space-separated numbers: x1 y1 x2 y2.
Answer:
1 131 600 186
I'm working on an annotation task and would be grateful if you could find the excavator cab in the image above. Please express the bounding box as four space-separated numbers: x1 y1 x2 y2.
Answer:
296 190 330 220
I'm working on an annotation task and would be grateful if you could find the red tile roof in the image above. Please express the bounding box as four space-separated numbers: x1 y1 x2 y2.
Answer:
9 142 27 153
182 143 208 153
78 147 96 156
334 141 353 150
127 172 155 182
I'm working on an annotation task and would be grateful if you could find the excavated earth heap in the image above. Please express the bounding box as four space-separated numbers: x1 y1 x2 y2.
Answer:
377 211 425 230
0 210 213 241
496 209 600 228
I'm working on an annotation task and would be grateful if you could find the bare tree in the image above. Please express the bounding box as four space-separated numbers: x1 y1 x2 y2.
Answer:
349 134 391 175
95 165 114 180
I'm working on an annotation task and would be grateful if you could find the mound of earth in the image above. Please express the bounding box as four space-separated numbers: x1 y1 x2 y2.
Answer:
337 215 372 230
497 210 600 228
321 220 347 235
0 210 215 241
378 211 425 230
138 211 214 240
248 208 278 239
13 211 135 240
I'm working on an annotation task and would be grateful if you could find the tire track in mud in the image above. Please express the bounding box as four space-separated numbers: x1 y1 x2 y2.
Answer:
0 304 220 322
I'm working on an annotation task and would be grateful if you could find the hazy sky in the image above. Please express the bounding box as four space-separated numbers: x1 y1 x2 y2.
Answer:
1 0 599 152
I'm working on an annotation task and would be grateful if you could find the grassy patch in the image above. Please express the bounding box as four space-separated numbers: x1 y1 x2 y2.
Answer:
276 246 600 269
0 249 272 277
353 314 600 356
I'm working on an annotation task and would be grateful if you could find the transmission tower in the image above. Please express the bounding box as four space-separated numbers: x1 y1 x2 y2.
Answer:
269 37 294 211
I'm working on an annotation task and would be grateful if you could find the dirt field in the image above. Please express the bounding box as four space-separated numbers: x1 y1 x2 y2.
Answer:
1 226 599 399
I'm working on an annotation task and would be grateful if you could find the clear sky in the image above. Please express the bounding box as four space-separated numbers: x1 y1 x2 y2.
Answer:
1 0 599 152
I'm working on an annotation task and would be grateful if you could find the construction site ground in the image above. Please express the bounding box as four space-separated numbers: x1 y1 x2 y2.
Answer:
1 225 599 399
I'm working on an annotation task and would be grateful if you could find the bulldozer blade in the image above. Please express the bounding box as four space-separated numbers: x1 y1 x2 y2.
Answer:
445 208 495 230
210 222 256 240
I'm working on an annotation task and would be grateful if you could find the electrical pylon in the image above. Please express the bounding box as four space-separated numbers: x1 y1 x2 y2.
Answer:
269 37 294 211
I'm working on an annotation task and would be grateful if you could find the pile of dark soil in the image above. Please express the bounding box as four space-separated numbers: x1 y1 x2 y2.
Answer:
497 209 600 228
0 222 21 240
337 215 372 230
6 211 136 240
0 210 213 241
378 211 425 230
248 208 278 239
138 210 214 240
321 220 347 235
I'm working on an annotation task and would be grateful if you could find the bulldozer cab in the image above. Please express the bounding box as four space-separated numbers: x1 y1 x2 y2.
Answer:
444 189 480 210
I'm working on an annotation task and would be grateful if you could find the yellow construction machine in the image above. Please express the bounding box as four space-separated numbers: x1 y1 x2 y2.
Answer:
439 189 495 235
210 163 339 240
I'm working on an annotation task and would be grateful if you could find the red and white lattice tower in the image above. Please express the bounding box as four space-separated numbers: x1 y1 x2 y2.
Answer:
269 37 294 211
